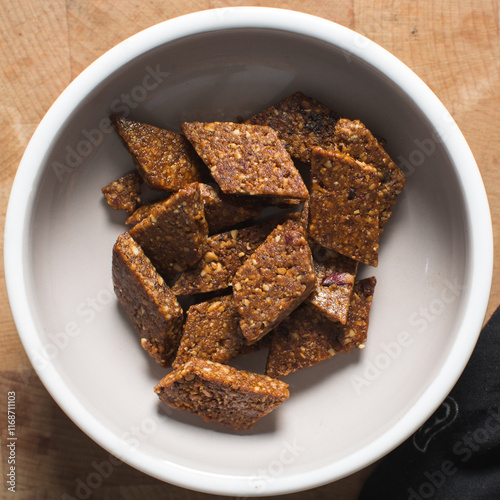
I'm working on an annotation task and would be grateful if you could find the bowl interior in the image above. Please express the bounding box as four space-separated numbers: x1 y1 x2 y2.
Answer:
18 24 475 495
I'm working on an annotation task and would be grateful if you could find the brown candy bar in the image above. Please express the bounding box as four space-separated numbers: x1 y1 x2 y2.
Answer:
154 358 289 430
112 232 183 367
305 245 358 324
173 295 246 367
129 183 208 280
111 115 205 191
265 304 342 378
102 171 142 213
334 118 405 230
309 147 380 267
181 121 309 200
233 219 316 345
247 91 340 163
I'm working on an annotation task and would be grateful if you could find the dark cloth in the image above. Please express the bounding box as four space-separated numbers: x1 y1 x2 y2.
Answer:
359 306 500 500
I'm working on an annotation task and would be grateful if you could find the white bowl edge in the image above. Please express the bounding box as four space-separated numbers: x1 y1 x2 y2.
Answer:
4 7 493 496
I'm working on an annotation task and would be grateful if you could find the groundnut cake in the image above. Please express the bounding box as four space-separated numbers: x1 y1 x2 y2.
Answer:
102 91 404 430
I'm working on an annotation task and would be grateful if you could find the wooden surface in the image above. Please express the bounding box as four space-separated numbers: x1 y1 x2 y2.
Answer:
1 1 498 499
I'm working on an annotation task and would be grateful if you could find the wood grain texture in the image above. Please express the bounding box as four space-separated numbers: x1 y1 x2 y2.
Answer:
1 1 498 499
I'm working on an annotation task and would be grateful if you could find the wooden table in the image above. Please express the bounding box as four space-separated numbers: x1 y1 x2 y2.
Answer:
1 1 498 498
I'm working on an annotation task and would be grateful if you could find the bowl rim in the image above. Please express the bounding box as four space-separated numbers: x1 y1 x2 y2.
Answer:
4 6 493 496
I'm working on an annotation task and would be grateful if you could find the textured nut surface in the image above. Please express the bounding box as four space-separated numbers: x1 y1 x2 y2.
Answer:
233 219 316 345
171 214 298 295
173 295 247 367
333 118 406 231
305 245 358 325
181 121 308 200
336 277 377 351
129 183 208 280
112 232 183 367
266 304 342 378
247 91 340 163
102 171 142 213
154 358 289 431
125 202 157 226
309 147 380 267
111 115 205 191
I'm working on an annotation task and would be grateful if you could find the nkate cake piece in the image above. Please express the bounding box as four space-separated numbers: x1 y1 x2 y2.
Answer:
181 121 309 200
102 171 142 214
129 183 208 280
111 115 206 191
309 146 380 267
233 219 316 345
305 245 359 325
173 294 247 367
154 358 289 431
112 232 183 367
248 91 405 230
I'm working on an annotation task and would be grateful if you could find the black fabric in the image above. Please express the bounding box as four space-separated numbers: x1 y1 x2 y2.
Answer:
359 306 500 500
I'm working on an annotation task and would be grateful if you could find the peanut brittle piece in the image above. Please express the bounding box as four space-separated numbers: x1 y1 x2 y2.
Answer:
198 184 261 234
309 147 380 267
173 295 246 367
171 215 297 296
247 91 340 163
306 246 358 324
181 121 308 200
112 232 183 367
334 118 406 230
111 115 205 191
233 219 316 345
129 183 208 280
154 358 289 431
102 171 142 213
265 277 376 378
265 304 342 378
337 277 376 352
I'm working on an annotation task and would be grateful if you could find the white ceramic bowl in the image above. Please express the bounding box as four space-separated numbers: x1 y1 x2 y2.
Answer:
4 7 493 496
